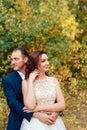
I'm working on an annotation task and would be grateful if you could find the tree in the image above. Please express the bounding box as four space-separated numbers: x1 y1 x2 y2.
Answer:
0 0 86 95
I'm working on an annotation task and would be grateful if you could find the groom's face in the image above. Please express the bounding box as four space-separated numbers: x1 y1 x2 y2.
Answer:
11 50 27 72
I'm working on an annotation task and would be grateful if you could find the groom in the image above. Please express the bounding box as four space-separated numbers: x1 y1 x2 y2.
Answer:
2 48 59 130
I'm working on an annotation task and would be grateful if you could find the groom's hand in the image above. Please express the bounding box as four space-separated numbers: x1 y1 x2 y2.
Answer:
23 106 33 113
33 111 59 125
23 107 29 113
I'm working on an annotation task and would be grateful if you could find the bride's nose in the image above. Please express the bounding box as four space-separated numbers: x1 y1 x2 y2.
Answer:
46 60 49 65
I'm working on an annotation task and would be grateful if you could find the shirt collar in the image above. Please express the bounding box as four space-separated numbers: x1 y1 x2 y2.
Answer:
17 71 25 80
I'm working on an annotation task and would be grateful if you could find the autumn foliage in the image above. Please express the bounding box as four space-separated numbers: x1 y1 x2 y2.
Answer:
0 0 87 130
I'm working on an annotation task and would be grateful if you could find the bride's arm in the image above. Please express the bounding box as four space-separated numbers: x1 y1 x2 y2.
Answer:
33 78 65 112
22 70 39 110
22 78 36 111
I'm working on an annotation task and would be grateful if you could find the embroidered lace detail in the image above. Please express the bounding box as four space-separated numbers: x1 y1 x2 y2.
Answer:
34 77 57 105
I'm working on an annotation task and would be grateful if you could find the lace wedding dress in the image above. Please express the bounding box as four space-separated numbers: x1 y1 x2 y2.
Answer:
20 77 66 130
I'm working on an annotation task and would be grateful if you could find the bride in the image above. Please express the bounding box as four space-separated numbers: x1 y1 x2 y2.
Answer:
20 50 66 130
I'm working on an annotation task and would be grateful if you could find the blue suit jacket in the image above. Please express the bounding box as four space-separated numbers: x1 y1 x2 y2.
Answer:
2 71 33 130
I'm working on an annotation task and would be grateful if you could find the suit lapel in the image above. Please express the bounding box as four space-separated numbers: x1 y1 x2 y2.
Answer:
10 71 22 99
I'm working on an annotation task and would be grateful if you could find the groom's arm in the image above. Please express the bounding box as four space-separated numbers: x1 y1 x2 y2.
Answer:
2 77 33 121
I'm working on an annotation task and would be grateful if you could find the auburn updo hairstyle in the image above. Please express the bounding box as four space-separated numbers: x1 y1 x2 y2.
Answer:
25 50 46 79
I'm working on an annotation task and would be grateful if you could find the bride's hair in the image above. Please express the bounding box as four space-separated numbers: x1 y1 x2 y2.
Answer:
25 50 46 79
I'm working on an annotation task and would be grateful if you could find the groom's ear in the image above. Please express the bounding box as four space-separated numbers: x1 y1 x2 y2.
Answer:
24 57 29 63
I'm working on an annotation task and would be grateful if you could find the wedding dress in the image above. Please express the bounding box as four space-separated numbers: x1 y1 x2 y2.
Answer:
20 77 66 130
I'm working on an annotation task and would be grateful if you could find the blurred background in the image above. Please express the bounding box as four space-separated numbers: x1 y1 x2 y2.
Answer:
0 0 87 130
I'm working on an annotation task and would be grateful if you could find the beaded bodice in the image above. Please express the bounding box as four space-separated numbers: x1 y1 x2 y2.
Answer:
34 77 57 105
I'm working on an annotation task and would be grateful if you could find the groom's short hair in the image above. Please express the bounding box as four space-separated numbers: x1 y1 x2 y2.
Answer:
13 48 30 58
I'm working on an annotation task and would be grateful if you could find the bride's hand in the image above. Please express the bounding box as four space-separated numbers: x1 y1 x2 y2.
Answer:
29 69 39 82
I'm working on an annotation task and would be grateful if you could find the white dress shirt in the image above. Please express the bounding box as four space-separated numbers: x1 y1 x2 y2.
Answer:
18 71 25 80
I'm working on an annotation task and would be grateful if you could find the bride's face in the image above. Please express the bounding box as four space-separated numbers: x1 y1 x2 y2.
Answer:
37 54 49 73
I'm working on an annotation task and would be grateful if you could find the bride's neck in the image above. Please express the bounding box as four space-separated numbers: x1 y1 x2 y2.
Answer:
36 72 47 80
